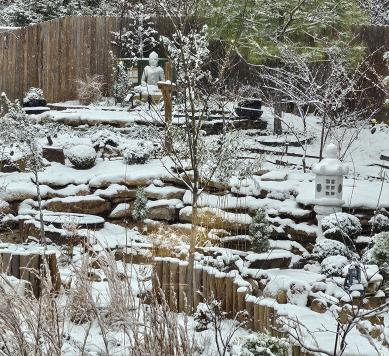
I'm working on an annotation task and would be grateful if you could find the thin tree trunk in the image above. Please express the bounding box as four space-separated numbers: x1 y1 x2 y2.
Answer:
274 100 283 135
187 184 198 313
34 171 46 248
319 114 326 161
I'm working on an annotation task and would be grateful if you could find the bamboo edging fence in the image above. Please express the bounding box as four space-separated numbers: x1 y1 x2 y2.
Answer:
153 257 312 356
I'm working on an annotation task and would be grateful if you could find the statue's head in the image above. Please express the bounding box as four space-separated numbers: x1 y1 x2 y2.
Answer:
149 51 159 67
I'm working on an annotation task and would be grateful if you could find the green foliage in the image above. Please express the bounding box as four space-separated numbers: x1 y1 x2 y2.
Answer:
0 0 114 26
249 209 272 253
132 187 149 221
236 331 289 356
370 232 389 276
205 0 367 64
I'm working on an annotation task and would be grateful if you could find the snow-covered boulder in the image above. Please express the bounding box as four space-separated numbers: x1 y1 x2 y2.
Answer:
66 145 97 169
109 203 132 219
245 250 293 269
94 184 137 203
0 200 11 214
145 184 185 200
45 195 111 216
147 199 184 222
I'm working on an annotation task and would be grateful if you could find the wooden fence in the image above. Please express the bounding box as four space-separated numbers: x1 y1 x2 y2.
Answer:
0 16 123 103
0 249 61 298
0 17 388 105
153 258 313 356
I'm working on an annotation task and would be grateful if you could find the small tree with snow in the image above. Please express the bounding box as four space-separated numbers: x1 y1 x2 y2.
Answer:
111 3 157 60
112 59 130 104
321 212 362 248
0 94 46 244
249 209 272 253
132 187 149 221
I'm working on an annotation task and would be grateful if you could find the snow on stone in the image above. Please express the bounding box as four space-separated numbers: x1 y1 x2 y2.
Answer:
179 206 252 227
183 190 310 217
109 203 131 218
260 170 288 181
147 198 184 209
89 159 170 188
246 249 293 262
82 223 148 250
144 184 185 199
231 175 298 198
94 184 131 198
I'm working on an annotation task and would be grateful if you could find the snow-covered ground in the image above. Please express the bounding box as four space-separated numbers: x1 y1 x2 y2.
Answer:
0 101 388 355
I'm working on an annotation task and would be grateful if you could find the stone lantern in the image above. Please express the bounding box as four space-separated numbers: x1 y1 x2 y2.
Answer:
313 143 349 237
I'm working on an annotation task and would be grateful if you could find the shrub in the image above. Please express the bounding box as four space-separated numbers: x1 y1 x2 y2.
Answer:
76 75 104 105
321 255 349 277
286 281 309 306
312 239 350 261
234 332 289 356
123 140 154 165
249 209 272 253
321 212 362 246
370 232 389 275
66 145 97 169
23 87 46 107
369 213 389 233
132 187 149 221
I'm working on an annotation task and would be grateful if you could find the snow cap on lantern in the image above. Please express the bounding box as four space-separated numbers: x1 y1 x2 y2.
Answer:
312 143 349 204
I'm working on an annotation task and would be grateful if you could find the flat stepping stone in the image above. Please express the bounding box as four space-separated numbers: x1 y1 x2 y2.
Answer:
256 136 312 147
37 212 105 229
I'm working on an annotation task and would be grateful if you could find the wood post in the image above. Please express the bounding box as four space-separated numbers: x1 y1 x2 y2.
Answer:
153 258 164 299
178 261 188 313
193 264 203 310
253 300 260 331
237 286 248 323
169 259 179 312
215 272 225 309
161 259 170 303
208 268 216 301
157 81 176 154
202 266 208 302
245 295 254 330
225 273 234 317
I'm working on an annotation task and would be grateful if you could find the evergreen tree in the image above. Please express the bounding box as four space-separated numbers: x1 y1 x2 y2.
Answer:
112 60 130 104
249 209 272 253
132 187 149 221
